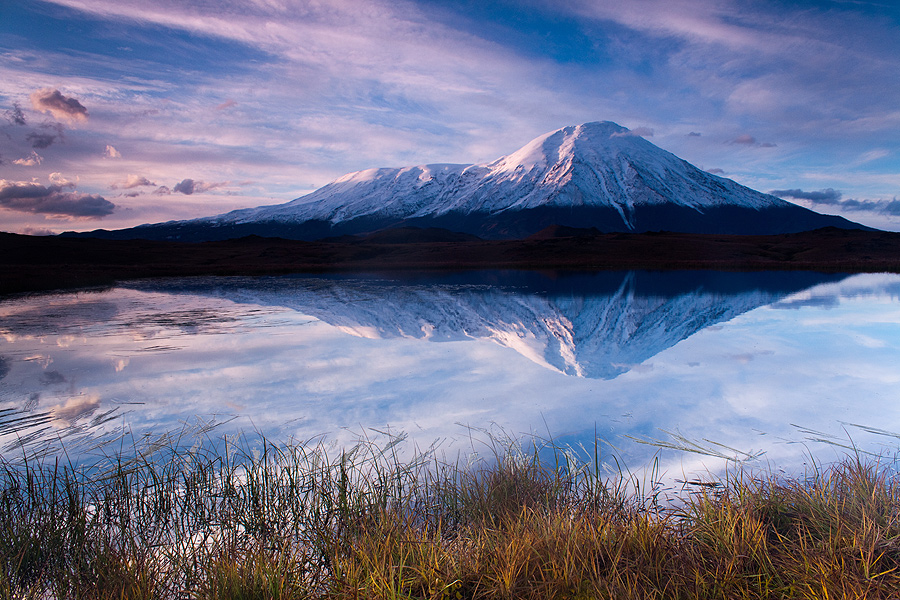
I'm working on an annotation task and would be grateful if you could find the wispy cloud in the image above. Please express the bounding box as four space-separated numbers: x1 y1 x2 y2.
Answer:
771 187 900 218
855 149 890 165
770 188 842 204
729 134 776 148
611 126 654 138
4 103 27 126
841 198 900 216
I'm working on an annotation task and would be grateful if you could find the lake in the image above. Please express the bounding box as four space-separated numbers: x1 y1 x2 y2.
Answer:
2 270 899 479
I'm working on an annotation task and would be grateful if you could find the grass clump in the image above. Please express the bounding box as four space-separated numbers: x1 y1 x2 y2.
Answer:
0 430 898 599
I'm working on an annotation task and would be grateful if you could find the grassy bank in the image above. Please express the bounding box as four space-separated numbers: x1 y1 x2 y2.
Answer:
1 432 898 599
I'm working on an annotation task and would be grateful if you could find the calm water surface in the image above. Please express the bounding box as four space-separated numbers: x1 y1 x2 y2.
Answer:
2 270 899 476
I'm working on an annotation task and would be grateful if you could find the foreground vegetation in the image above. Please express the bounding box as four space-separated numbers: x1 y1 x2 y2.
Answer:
1 430 898 599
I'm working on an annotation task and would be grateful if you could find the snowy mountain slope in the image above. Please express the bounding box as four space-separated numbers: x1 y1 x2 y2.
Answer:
73 121 865 241
213 122 787 227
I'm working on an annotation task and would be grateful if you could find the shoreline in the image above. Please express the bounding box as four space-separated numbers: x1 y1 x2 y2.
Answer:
4 226 900 295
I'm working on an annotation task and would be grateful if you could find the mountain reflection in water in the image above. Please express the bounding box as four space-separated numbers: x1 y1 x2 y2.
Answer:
3 270 899 475
141 270 847 379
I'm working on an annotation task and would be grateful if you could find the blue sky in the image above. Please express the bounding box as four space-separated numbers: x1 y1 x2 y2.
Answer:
1 0 899 234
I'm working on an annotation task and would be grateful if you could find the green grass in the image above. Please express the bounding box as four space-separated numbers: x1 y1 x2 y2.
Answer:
0 429 898 599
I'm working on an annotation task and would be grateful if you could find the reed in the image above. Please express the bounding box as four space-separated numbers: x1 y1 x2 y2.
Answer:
0 428 897 599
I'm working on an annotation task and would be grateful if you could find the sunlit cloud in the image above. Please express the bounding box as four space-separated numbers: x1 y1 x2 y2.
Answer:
20 226 57 236
111 174 156 189
104 145 122 158
29 88 89 122
50 394 101 426
48 172 78 187
12 151 43 166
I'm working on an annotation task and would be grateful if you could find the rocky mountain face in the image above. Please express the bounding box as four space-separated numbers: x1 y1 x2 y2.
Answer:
71 122 864 241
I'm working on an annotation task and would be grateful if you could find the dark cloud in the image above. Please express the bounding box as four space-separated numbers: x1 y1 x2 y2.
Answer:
26 132 57 149
4 102 26 126
154 186 172 195
773 189 900 216
769 188 843 204
840 198 900 214
30 88 88 122
0 180 115 217
173 178 228 194
40 371 67 385
882 200 900 215
174 178 197 194
687 132 701 137
706 168 725 175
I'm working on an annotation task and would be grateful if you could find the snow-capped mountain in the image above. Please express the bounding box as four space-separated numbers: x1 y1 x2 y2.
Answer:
81 121 863 240
136 271 845 379
230 121 782 225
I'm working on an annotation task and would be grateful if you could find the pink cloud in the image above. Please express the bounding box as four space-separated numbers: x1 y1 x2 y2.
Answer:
30 88 89 122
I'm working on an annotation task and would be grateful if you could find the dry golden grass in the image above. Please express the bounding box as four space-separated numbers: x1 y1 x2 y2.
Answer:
1 432 898 599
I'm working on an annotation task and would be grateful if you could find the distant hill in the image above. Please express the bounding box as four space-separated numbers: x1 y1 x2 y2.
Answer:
65 121 866 241
9 227 900 296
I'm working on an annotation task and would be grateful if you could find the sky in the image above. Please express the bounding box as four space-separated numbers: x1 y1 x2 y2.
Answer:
1 0 899 235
